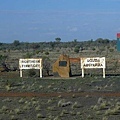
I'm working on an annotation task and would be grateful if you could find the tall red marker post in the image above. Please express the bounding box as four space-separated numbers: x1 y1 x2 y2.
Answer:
117 33 120 51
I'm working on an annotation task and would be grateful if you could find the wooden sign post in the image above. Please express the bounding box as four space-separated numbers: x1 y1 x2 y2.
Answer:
81 57 106 78
19 58 42 78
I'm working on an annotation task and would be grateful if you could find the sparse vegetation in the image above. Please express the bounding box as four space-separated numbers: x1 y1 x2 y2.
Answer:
0 39 120 119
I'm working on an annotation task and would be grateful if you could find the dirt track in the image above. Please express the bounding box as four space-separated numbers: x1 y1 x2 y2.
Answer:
0 91 120 97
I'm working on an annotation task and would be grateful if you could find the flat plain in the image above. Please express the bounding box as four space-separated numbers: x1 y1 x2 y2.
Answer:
0 40 120 120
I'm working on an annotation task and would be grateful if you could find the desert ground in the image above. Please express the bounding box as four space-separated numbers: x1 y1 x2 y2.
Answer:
0 71 120 120
0 40 120 120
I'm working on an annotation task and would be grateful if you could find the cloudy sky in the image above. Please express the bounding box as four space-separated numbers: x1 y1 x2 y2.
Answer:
0 0 120 43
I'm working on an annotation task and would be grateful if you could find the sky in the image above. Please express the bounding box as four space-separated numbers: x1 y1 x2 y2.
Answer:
0 0 120 43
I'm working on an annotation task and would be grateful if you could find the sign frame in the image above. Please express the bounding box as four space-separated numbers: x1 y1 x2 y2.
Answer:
81 57 106 78
19 58 42 78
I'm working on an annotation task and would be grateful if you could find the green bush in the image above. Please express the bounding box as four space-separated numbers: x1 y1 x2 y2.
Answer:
74 47 79 53
24 52 33 58
27 69 36 77
45 51 49 55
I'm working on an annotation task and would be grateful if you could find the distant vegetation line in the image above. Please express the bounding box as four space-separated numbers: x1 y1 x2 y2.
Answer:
0 38 117 75
0 38 116 50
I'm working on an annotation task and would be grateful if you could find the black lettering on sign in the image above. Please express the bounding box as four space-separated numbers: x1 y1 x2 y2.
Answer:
84 63 103 67
87 58 100 62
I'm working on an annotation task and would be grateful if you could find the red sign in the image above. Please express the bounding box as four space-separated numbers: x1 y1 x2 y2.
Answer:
117 33 120 38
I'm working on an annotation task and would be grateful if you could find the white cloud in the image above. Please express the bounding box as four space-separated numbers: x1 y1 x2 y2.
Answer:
28 27 39 31
68 27 78 32
46 32 56 35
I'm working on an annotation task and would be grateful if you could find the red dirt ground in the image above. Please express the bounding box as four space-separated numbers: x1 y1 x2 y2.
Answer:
0 92 120 97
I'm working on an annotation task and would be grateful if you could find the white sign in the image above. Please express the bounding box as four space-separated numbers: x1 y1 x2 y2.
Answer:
81 57 106 78
81 57 105 69
19 59 42 69
19 58 42 78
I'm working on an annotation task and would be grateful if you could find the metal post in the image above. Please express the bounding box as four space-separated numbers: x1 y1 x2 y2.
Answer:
103 68 105 78
82 68 84 78
40 68 42 78
20 69 22 77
